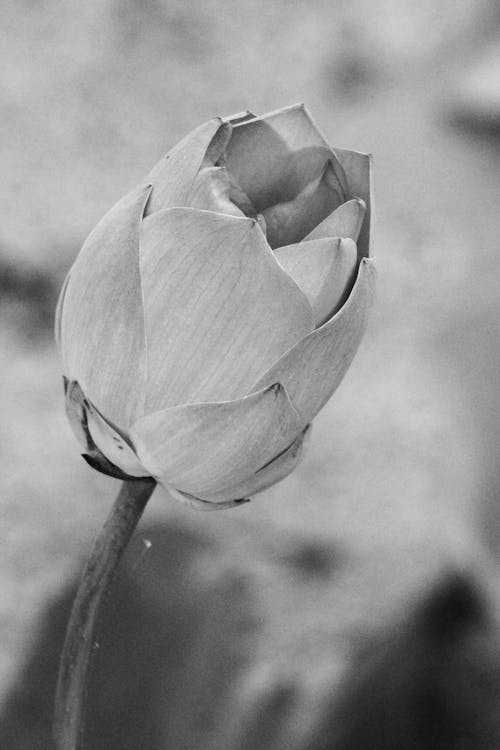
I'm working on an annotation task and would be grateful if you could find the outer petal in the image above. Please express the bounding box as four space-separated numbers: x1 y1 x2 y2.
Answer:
333 149 373 257
130 383 302 498
304 198 366 243
225 103 348 212
261 161 346 249
140 208 314 410
65 380 149 480
145 118 231 215
252 258 376 426
85 400 149 478
193 423 312 503
274 238 358 326
222 110 256 125
54 271 71 351
61 184 152 429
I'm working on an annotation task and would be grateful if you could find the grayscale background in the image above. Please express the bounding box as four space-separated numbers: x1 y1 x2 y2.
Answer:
2 1 500 747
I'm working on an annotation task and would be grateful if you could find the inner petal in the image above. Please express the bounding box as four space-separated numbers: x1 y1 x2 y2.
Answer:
187 166 244 217
224 104 348 211
261 161 347 249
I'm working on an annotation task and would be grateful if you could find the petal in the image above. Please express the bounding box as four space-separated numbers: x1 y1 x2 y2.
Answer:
130 383 302 498
261 161 346 249
85 400 149 478
145 119 231 214
195 423 312 503
275 238 358 326
61 184 152 429
187 166 244 217
65 380 90 450
139 207 313 410
333 149 373 257
65 380 149 480
225 103 348 212
54 270 71 351
304 198 366 243
227 173 258 216
167 487 251 511
252 258 376 425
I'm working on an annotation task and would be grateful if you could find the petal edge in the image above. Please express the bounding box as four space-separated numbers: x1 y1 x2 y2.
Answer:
252 258 376 425
131 383 302 497
61 183 152 429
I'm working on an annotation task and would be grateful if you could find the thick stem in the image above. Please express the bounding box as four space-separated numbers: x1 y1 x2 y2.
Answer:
53 478 156 750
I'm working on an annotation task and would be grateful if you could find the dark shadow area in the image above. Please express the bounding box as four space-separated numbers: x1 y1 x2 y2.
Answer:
308 572 500 750
0 254 67 341
3 518 500 749
0 522 258 749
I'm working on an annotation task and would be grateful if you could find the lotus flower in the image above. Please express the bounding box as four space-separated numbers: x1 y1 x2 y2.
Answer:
55 104 375 510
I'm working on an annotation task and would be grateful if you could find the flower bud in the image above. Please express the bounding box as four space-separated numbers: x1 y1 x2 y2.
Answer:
56 104 375 509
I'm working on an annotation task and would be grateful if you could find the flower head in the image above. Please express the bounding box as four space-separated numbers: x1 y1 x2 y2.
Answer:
56 104 375 509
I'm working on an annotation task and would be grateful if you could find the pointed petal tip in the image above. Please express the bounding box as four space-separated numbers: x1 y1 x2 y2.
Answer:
204 120 233 165
64 379 149 479
334 146 372 161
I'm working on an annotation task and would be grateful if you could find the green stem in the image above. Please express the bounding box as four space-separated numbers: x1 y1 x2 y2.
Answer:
53 478 156 749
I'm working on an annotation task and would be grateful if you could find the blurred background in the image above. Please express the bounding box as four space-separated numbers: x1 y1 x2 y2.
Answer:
2 0 500 747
